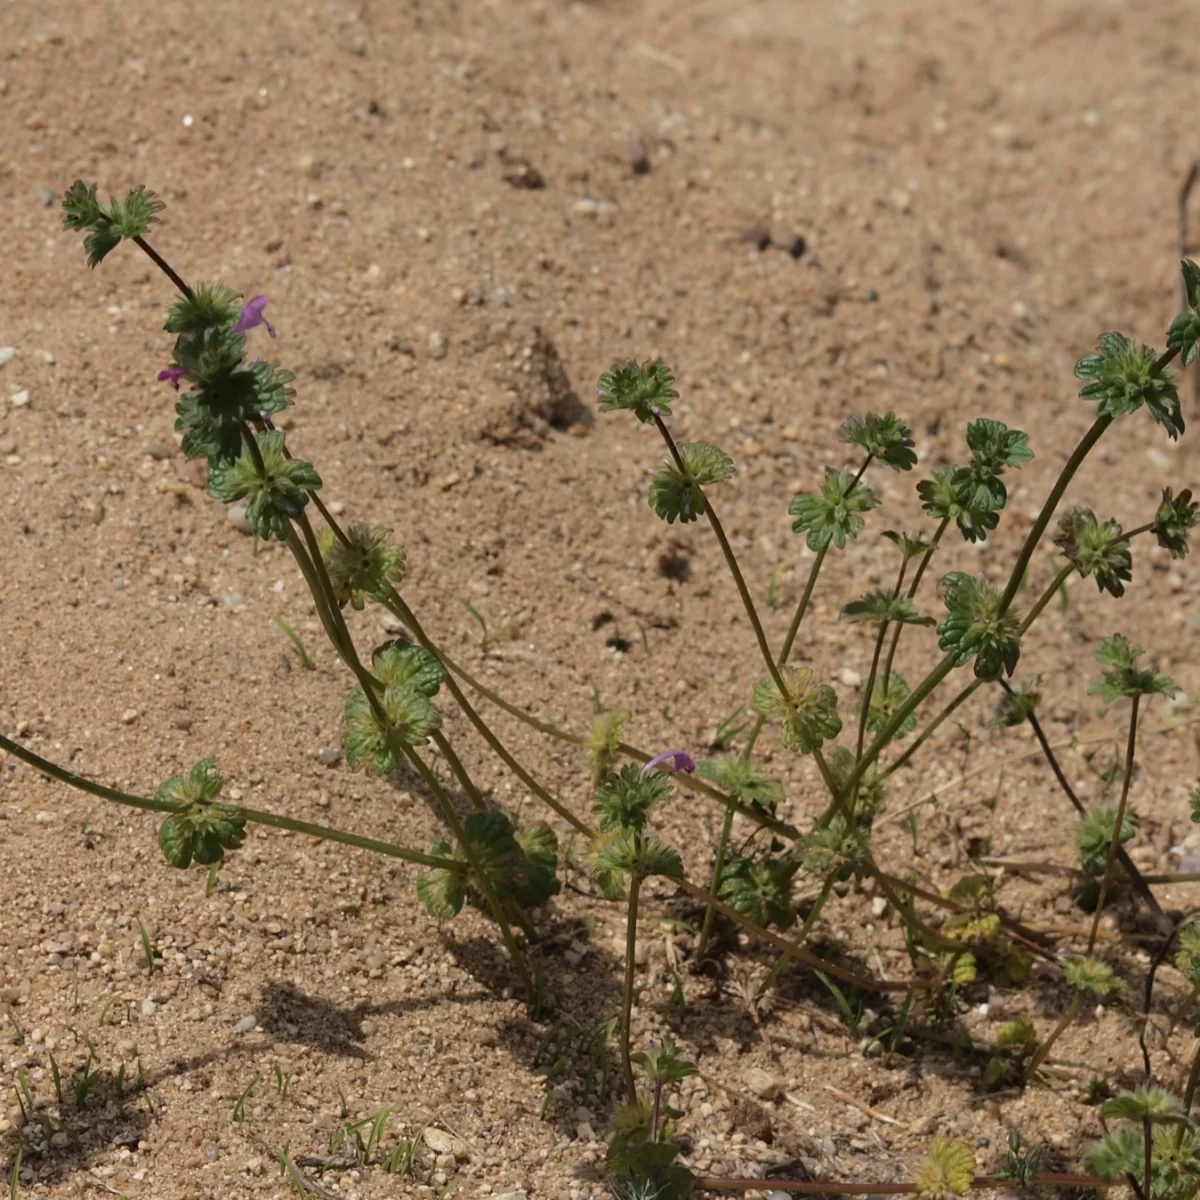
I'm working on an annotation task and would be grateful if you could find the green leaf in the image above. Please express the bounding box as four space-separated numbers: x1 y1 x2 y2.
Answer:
343 683 439 774
789 468 877 551
839 412 917 471
319 525 407 611
1089 633 1177 705
797 815 870 880
585 709 632 787
825 747 886 824
989 677 1041 727
631 1035 698 1085
1054 508 1132 597
913 1137 976 1200
752 666 842 754
696 756 783 814
916 466 1001 544
1175 921 1200 987
853 674 917 740
417 838 467 919
1167 260 1200 366
718 855 798 928
83 224 122 270
597 360 679 424
61 180 104 231
462 811 561 910
637 836 684 880
588 830 633 898
62 181 165 268
207 430 321 540
154 759 246 869
164 282 242 336
994 1019 1036 1051
1063 956 1123 995
1084 1127 1142 1182
840 590 933 627
371 641 443 697
648 441 735 524
937 572 1021 680
1076 331 1183 440
1153 487 1198 559
1101 1088 1187 1125
882 530 936 563
1077 806 1138 876
594 764 671 832
964 418 1034 473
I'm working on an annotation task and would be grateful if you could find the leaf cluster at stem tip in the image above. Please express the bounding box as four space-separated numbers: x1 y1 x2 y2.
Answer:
1076 331 1183 439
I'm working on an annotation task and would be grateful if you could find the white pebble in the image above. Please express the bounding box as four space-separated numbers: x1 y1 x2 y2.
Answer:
428 331 447 359
0 347 15 367
10 389 30 408
227 503 253 534
839 667 862 688
234 1014 258 1033
140 999 157 1017
120 709 139 725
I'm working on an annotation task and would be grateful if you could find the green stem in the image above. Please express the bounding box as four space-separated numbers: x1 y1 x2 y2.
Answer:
829 654 959 824
400 743 536 1003
1185 1039 1200 1111
757 872 836 997
779 543 830 665
997 415 1114 615
1019 563 1075 634
429 731 488 813
383 589 591 836
1087 693 1142 954
283 524 354 665
132 236 194 301
620 873 643 1102
881 517 949 698
857 618 892 763
653 414 791 705
0 732 459 872
883 680 982 779
697 807 735 957
1025 991 1083 1082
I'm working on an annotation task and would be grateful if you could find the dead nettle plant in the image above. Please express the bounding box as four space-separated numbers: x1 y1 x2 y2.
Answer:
3 180 1199 1197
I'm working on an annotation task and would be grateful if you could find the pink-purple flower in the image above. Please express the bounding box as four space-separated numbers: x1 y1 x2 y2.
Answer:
232 294 276 339
641 749 695 777
157 367 191 390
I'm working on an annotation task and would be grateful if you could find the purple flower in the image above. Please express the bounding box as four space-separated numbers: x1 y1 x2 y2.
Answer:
232 294 276 339
157 366 191 390
641 749 695 777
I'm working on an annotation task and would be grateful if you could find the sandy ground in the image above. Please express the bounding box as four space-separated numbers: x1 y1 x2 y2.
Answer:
4 0 1200 1196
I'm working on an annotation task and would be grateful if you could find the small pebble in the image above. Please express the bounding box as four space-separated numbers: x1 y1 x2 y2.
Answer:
234 1014 258 1034
428 331 448 360
140 999 157 1017
227 503 253 534
839 667 862 688
315 746 342 767
742 225 771 251
145 440 172 460
743 1066 785 1101
784 233 806 259
889 188 912 213
627 133 650 175
173 712 193 731
422 1127 468 1159
120 709 139 725
0 348 15 367
10 389 30 408
38 188 56 207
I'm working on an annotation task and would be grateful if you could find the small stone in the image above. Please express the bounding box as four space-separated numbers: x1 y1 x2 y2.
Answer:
839 667 861 688
315 746 342 767
627 133 650 175
10 389 30 408
173 712 193 731
0 348 15 367
743 1066 785 1102
234 1014 258 1034
39 350 55 364
120 709 139 725
428 331 448 360
889 188 912 214
573 197 618 217
742 225 771 251
38 188 56 207
784 233 806 259
422 1127 467 1159
145 440 172 460
870 895 888 918
117 1039 138 1057
140 998 157 1017
227 503 253 534
989 122 1021 147
340 36 367 56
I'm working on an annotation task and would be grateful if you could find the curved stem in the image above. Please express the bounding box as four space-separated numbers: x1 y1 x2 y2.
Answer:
883 680 982 779
1087 694 1142 954
132 236 194 301
620 873 643 1102
697 807 735 957
997 415 1113 615
1025 991 1083 1082
857 619 892 763
779 543 830 665
757 872 836 997
0 732 459 872
1019 563 1075 635
881 517 949 698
